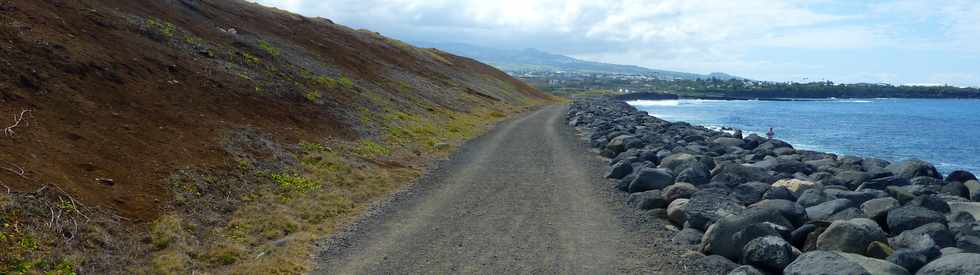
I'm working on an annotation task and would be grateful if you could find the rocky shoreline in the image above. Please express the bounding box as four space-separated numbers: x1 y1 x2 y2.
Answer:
567 98 980 275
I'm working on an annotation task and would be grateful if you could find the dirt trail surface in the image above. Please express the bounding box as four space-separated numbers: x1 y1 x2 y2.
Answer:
316 105 694 274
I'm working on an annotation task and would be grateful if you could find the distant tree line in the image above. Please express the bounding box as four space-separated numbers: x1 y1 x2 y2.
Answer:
522 75 980 99
677 79 980 99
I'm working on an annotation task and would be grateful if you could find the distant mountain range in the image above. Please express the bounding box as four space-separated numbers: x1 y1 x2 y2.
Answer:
414 41 741 80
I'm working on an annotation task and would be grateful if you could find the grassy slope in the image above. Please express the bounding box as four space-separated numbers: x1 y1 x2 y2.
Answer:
0 0 554 273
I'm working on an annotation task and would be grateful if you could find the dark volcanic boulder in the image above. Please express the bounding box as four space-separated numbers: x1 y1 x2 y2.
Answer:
790 223 817 247
626 190 668 210
605 134 639 155
826 207 865 222
714 137 746 149
806 199 854 222
783 251 910 275
628 168 675 193
728 265 766 275
797 188 831 208
750 199 808 228
958 235 980 253
941 181 970 198
756 139 793 152
606 160 633 179
862 158 892 172
672 227 704 245
694 255 740 274
867 241 894 259
677 166 711 185
637 149 661 164
743 134 766 149
732 182 770 205
806 158 839 170
712 163 773 185
660 153 712 175
916 253 980 275
686 190 746 231
611 148 641 165
887 206 947 234
752 158 814 175
667 198 689 224
763 186 798 201
742 235 798 272
816 218 888 254
887 185 938 204
615 175 634 192
858 176 912 190
901 223 955 248
911 176 944 186
838 155 865 171
783 251 871 275
908 195 951 213
663 182 698 203
889 230 942 261
886 159 942 180
949 212 978 232
947 170 978 183
809 171 835 182
732 222 791 255
912 177 946 191
861 197 900 222
835 171 872 189
886 250 929 273
830 189 889 205
701 208 792 261
773 147 797 156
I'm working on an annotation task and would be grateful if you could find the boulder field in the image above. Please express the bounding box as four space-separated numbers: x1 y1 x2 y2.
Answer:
567 99 980 275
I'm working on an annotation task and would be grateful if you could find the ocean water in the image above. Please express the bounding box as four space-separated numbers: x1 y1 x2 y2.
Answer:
628 98 980 175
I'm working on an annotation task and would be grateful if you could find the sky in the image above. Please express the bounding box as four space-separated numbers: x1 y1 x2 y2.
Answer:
251 0 980 87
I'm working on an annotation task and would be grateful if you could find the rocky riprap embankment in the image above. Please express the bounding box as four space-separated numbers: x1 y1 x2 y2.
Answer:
567 99 980 275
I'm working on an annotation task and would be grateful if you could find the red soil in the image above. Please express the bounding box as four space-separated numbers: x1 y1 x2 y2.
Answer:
0 0 549 223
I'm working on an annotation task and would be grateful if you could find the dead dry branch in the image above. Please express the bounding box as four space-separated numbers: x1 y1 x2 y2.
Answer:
3 162 27 179
2 109 32 137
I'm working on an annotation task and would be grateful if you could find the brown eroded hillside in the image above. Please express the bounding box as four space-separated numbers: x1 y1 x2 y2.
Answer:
0 0 553 273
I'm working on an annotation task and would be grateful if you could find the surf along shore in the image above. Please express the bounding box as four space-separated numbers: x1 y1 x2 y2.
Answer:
566 98 980 274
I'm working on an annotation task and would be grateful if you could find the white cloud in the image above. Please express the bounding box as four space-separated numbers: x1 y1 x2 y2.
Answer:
872 0 980 51
251 0 980 85
760 26 891 49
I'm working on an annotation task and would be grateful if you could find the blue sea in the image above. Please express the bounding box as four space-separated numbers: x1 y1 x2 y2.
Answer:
628 98 980 175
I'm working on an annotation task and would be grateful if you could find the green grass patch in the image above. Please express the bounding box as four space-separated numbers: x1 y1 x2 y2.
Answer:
425 49 453 65
338 77 354 89
314 76 338 89
146 17 176 38
304 90 321 103
149 214 183 250
242 52 261 66
397 81 412 93
299 141 328 153
354 140 391 158
269 173 320 193
257 39 281 57
383 37 415 52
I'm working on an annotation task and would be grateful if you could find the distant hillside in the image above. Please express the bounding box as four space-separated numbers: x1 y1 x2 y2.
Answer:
414 42 741 80
0 0 552 273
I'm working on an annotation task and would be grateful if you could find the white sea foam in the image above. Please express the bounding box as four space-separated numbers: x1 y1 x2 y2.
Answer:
628 100 680 107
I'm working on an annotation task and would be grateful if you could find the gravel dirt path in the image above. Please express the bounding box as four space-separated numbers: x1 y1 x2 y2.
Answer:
315 105 696 274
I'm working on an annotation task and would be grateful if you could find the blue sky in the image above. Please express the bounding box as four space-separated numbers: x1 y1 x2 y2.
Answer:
253 0 980 86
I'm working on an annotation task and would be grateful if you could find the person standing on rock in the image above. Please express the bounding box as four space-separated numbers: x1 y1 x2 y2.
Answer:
767 128 775 140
